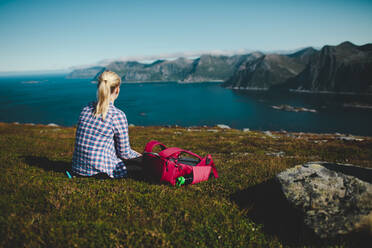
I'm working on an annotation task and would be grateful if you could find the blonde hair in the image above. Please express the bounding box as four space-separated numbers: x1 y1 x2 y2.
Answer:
94 70 121 120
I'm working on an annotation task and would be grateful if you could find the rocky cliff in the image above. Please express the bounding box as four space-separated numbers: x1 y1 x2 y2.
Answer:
274 42 372 93
222 51 310 89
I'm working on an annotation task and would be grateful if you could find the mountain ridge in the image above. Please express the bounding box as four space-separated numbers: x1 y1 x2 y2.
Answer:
66 41 372 94
66 49 316 82
271 41 372 93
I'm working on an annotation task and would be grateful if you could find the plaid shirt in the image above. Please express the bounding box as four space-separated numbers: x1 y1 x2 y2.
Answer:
72 101 140 178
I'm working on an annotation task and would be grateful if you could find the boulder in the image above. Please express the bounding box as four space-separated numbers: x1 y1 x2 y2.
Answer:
277 162 372 239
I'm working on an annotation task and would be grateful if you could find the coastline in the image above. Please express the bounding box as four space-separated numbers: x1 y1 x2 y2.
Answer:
3 121 370 138
224 86 372 96
90 80 224 84
288 89 372 96
75 76 372 96
225 86 269 91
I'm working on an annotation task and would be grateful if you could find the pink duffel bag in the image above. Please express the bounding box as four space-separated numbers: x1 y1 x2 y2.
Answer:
142 140 219 186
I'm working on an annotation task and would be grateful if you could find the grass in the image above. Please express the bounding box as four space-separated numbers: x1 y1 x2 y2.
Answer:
0 122 371 247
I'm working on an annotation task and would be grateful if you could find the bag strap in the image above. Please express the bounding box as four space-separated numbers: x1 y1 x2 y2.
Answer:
144 140 166 153
203 154 219 178
210 160 219 178
158 147 202 160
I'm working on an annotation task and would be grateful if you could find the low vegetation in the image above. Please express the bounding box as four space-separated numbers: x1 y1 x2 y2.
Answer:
0 122 371 247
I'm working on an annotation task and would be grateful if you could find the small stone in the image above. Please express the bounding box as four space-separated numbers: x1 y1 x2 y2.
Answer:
217 124 231 129
263 131 277 138
47 123 59 127
207 129 218 132
243 128 250 132
265 151 285 157
337 136 364 142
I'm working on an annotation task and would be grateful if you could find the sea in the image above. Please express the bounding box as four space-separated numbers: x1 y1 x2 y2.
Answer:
1 74 372 136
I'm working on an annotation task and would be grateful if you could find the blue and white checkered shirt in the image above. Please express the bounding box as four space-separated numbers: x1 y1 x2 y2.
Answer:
72 101 140 178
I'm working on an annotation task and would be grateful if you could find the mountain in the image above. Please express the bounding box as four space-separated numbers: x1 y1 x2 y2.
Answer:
66 66 104 79
67 54 263 82
222 48 315 89
182 54 252 82
274 41 372 93
287 47 317 65
98 57 194 82
66 42 372 94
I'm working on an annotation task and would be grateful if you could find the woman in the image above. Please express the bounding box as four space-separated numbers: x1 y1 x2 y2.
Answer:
72 70 142 178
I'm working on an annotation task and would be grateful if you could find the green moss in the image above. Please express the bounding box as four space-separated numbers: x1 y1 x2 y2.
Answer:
0 122 371 247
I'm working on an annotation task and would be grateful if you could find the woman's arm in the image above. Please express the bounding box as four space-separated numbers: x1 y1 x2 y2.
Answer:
113 111 142 160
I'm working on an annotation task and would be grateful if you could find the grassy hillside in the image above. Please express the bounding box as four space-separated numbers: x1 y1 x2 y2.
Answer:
0 122 371 247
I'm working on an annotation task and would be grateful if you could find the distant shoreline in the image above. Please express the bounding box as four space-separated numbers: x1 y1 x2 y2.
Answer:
2 121 370 137
225 86 372 96
89 80 223 84
288 89 372 96
226 86 269 91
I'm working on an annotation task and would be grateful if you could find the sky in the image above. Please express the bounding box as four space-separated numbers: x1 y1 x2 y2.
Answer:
0 0 371 72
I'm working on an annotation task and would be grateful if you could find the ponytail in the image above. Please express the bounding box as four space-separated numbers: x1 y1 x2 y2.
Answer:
94 71 121 120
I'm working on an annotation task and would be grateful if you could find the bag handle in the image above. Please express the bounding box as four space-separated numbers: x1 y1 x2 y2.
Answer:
209 156 219 178
158 147 202 160
144 140 167 153
200 154 219 178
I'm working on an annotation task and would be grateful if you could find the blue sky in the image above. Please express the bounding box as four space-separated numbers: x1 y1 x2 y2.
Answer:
0 0 371 72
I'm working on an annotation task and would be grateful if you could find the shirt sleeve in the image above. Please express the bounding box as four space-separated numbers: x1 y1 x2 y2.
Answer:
113 110 141 160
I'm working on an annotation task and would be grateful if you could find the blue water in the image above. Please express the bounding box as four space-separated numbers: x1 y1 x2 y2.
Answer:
1 74 372 135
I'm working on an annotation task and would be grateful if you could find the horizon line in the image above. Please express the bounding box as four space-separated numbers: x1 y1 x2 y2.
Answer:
2 39 369 75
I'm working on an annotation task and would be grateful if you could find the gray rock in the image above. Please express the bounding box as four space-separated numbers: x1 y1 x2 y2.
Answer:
277 162 372 238
47 123 59 127
271 104 317 113
266 151 285 157
337 135 364 142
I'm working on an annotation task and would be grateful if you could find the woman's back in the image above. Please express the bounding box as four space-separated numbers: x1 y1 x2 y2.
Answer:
72 71 140 178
